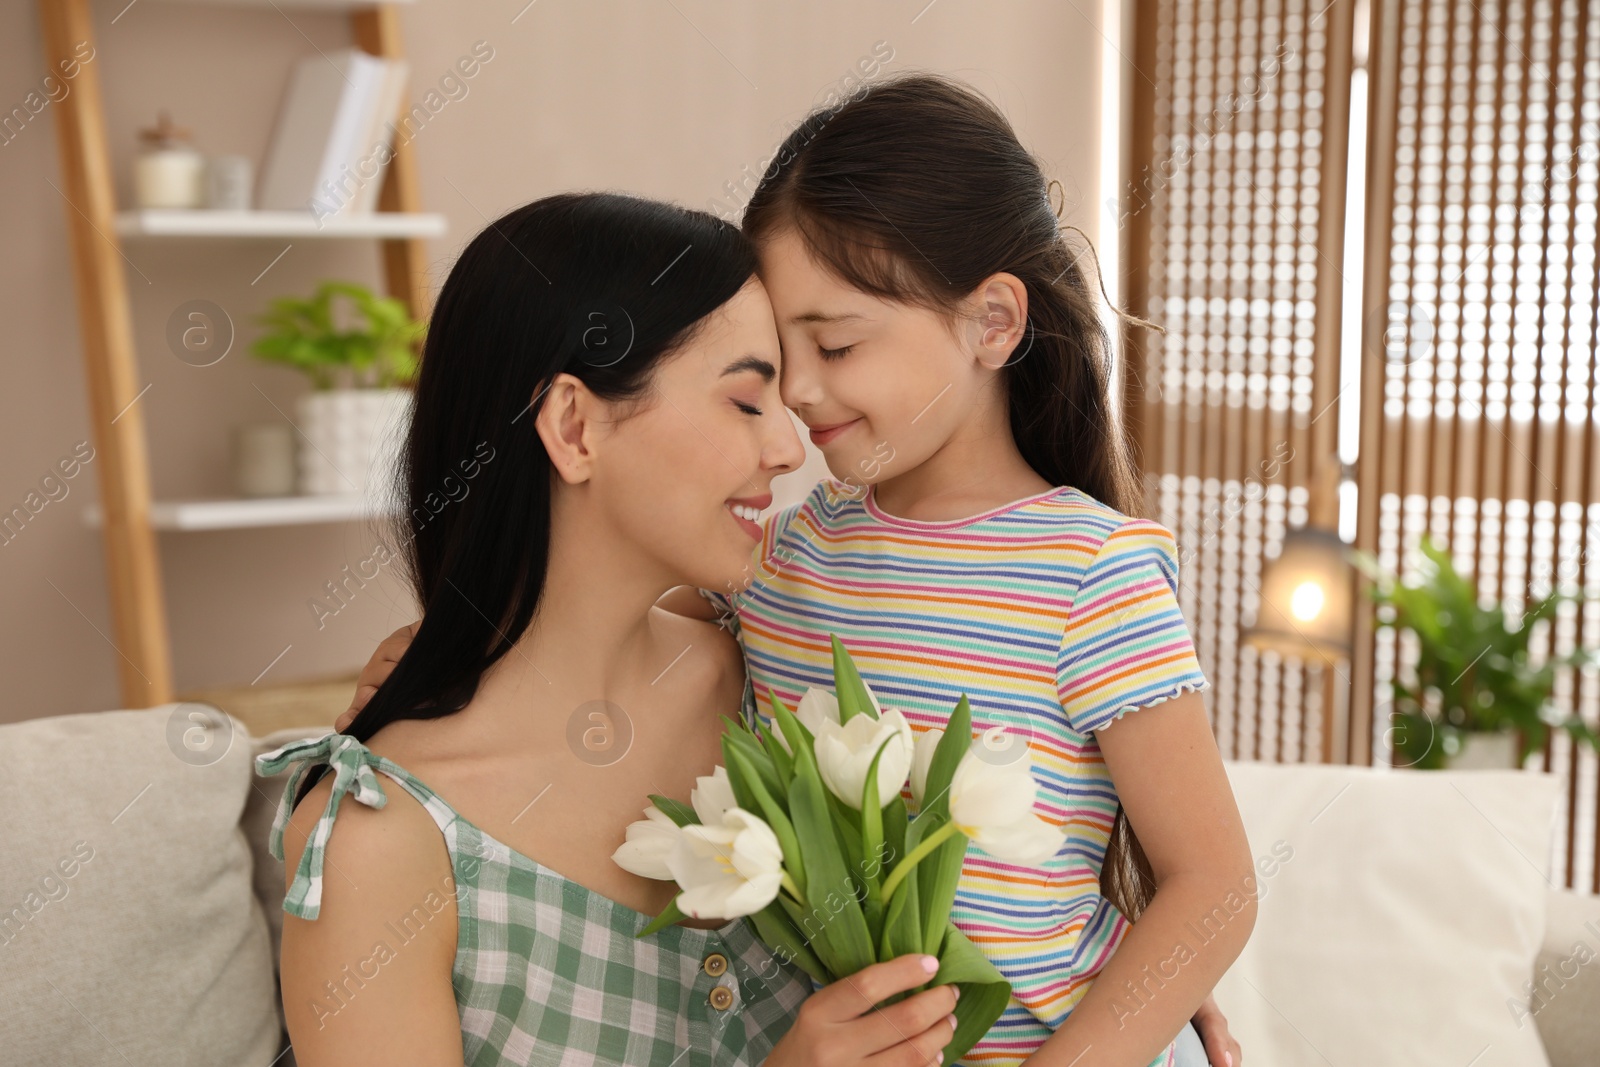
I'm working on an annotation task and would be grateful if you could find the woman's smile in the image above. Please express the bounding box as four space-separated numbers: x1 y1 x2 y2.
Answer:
725 491 771 540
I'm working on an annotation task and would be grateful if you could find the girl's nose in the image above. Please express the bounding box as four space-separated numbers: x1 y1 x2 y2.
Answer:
778 348 823 412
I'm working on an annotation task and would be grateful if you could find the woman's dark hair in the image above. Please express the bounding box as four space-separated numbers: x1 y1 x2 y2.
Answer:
741 73 1157 920
295 192 757 809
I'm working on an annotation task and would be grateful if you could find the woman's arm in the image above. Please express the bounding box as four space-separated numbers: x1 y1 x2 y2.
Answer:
1191 993 1241 1066
278 774 464 1066
1027 690 1256 1067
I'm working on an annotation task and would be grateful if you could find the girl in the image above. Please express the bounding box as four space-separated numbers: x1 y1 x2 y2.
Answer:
345 75 1253 1067
721 73 1253 1067
262 193 963 1067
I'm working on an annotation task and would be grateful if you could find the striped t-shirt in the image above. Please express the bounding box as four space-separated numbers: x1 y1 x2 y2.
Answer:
715 479 1210 1067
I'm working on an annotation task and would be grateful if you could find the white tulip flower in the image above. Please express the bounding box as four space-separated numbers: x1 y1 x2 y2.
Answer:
667 808 786 919
610 804 682 881
814 705 915 810
690 764 738 825
948 753 1065 865
772 685 885 755
909 726 944 810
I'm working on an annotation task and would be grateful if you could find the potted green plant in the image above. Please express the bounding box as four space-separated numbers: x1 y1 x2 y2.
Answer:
1354 536 1599 769
251 281 425 496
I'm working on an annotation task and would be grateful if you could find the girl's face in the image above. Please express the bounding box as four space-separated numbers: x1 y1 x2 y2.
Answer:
580 277 805 593
756 227 1006 490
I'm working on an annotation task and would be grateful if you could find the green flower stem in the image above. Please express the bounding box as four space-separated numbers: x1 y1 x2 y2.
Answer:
879 820 961 903
780 871 808 908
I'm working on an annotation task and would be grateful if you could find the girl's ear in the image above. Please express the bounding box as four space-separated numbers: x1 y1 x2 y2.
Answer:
533 372 598 484
969 272 1030 370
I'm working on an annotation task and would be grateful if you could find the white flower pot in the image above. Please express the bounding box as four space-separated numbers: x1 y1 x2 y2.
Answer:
1445 731 1521 770
294 388 412 498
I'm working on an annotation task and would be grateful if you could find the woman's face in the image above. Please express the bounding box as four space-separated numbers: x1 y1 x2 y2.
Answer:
583 277 806 594
755 227 1004 491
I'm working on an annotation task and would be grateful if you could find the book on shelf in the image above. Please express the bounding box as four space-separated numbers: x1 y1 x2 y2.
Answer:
257 48 410 219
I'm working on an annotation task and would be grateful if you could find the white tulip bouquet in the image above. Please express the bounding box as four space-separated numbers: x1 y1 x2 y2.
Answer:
612 636 1065 1064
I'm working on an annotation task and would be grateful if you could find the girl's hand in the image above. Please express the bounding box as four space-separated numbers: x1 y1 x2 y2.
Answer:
766 954 959 1067
336 621 419 731
1192 994 1241 1067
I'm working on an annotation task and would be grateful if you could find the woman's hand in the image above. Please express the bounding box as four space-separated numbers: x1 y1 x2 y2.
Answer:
336 621 419 731
766 954 959 1067
1192 994 1241 1067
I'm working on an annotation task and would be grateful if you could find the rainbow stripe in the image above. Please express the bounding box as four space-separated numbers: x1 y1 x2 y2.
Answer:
722 479 1210 1067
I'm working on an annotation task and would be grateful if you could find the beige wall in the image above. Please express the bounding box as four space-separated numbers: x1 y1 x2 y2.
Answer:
0 0 1105 723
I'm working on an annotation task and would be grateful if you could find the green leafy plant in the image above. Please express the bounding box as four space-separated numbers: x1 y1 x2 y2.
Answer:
250 280 424 389
1353 536 1598 768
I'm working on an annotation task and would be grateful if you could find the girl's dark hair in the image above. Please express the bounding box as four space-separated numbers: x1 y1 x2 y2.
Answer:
295 192 757 809
741 73 1157 920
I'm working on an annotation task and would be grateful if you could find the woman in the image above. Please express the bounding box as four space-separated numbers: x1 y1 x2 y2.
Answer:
261 193 961 1067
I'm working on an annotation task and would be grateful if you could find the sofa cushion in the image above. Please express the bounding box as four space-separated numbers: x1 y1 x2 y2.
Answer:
0 705 282 1067
1212 760 1561 1066
1530 888 1600 1067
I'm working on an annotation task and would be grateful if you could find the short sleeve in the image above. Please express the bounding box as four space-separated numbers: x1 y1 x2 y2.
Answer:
1055 519 1209 735
698 586 736 618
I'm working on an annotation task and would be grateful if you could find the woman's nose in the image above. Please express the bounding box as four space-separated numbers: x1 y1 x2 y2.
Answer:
765 409 807 474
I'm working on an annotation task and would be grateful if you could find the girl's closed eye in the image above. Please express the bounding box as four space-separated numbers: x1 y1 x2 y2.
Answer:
818 343 855 360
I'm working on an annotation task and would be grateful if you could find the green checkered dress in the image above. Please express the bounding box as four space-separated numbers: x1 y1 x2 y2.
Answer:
257 732 811 1066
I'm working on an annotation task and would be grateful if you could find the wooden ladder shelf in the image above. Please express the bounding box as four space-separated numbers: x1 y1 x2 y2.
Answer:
38 0 434 708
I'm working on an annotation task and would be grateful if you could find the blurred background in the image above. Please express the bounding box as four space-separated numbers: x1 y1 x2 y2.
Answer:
1 0 1106 719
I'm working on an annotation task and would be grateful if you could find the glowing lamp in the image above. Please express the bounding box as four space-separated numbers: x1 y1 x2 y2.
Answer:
1242 525 1353 667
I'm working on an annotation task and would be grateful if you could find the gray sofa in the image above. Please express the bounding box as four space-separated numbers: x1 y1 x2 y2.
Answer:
2 705 1596 1066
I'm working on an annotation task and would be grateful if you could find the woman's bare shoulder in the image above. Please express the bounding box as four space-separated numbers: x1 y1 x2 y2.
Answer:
278 761 462 1063
281 765 455 909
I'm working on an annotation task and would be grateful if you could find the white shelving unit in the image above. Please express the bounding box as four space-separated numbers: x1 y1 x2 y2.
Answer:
116 209 446 239
84 494 397 532
154 0 415 7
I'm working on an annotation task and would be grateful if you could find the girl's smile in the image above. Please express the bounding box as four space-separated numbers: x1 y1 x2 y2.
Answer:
806 417 862 448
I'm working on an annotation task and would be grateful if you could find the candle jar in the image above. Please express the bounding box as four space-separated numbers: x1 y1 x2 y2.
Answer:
233 422 297 498
134 110 205 209
206 155 254 211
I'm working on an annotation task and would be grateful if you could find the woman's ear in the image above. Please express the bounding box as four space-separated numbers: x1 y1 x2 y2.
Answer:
533 373 597 484
968 272 1029 370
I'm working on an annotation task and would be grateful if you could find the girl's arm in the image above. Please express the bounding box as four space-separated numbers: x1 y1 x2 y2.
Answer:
339 622 418 729
1028 690 1256 1067
278 774 464 1066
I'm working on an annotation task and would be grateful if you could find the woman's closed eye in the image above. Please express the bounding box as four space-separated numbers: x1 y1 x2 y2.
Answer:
734 400 764 416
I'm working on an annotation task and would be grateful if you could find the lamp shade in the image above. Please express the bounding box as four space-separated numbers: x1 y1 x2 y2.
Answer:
1242 525 1353 665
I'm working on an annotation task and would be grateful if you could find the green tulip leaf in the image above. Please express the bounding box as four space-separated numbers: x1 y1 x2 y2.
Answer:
933 923 1012 1067
831 634 877 723
720 735 763 815
769 689 816 760
647 794 699 828
749 903 832 986
635 896 688 938
919 694 973 821
789 744 876 976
